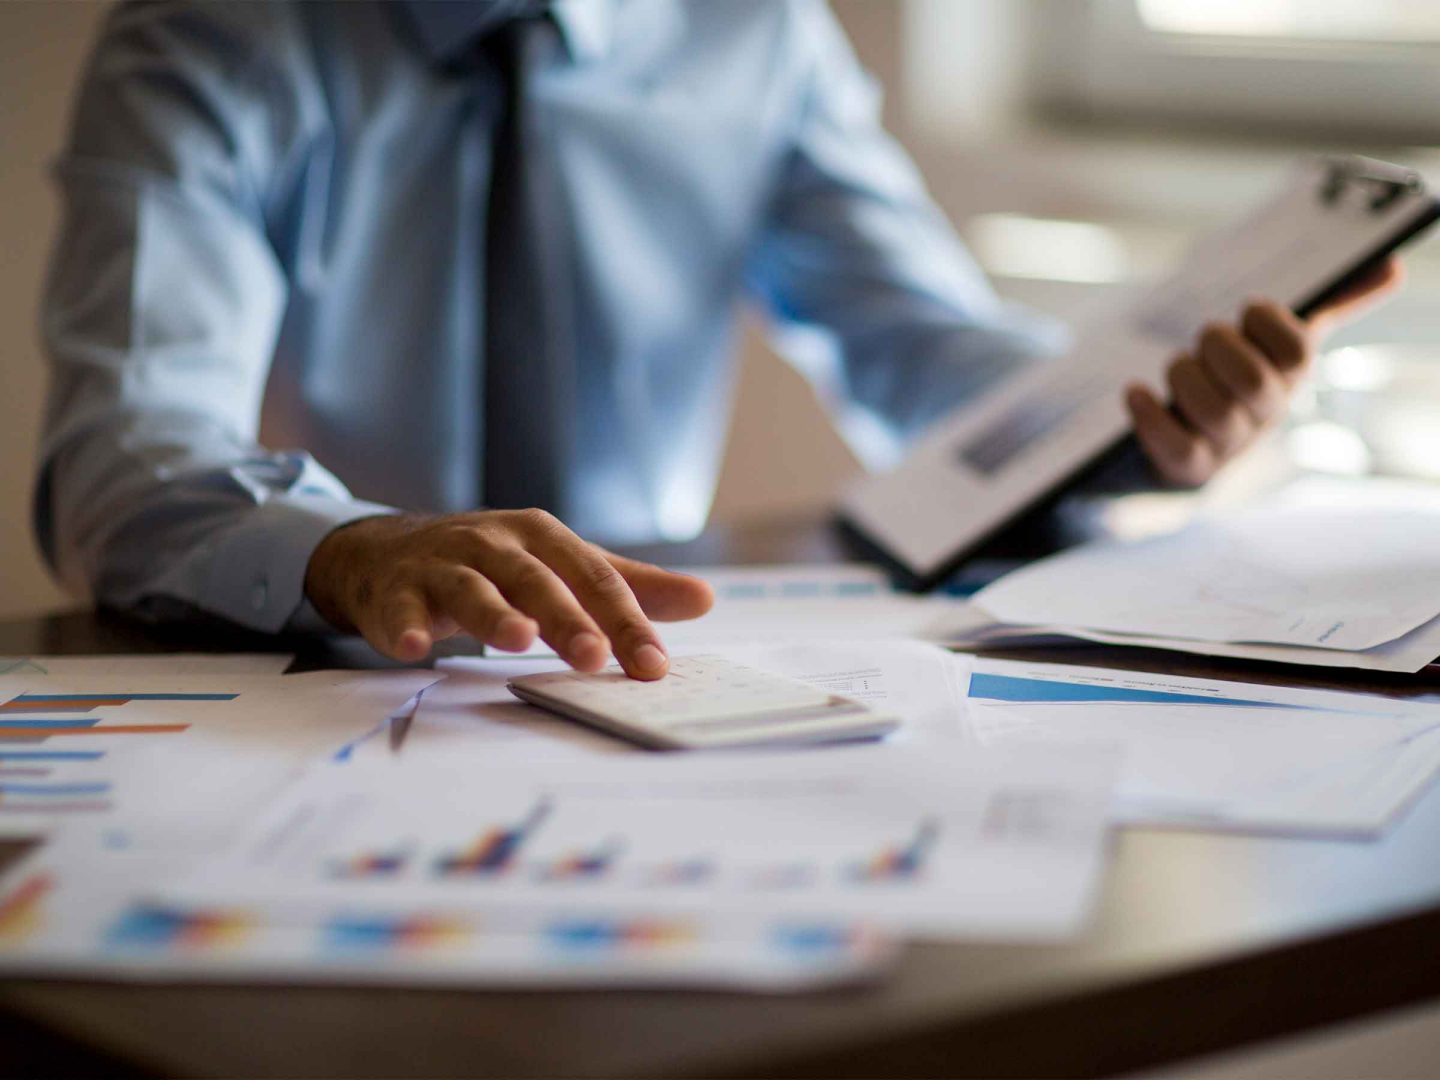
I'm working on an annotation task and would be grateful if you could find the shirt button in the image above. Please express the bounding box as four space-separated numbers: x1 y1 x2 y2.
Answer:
251 580 269 611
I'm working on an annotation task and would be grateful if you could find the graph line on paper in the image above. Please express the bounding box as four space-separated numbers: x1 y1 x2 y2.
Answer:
966 673 1307 710
848 819 940 883
328 843 414 880
535 839 624 882
433 799 552 878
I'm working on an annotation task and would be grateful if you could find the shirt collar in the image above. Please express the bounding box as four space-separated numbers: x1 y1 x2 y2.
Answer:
400 0 616 65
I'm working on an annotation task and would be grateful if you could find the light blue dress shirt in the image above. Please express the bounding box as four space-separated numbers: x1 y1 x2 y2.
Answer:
36 0 1061 634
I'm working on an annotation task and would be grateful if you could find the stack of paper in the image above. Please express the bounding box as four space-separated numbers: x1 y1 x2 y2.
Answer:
0 647 1002 991
964 658 1440 836
967 506 1440 672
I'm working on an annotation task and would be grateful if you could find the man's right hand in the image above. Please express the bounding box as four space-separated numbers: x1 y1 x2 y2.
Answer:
303 510 715 679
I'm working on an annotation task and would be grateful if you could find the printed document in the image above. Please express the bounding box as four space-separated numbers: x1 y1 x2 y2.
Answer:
964 659 1440 836
972 507 1440 651
159 746 1119 940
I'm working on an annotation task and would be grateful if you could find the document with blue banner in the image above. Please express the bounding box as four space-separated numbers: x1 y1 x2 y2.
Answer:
963 659 1440 837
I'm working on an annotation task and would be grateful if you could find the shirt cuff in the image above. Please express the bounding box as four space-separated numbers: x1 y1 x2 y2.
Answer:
198 494 396 634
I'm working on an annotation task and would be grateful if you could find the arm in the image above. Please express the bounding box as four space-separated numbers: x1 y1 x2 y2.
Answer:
746 3 1401 488
37 5 710 673
743 1 1065 465
36 4 388 634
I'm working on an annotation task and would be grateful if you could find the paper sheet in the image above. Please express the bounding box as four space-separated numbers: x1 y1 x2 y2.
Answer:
157 746 1118 940
0 671 438 840
683 563 892 600
973 507 1440 651
963 658 1440 836
0 833 891 991
0 654 295 676
1059 613 1440 674
938 602 1440 675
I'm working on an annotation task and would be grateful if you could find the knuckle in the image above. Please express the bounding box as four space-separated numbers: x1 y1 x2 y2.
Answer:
444 564 483 593
510 561 553 593
516 507 560 534
610 615 653 647
583 559 630 600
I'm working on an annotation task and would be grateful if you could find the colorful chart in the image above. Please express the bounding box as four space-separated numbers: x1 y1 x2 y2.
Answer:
0 872 51 940
535 839 624 882
0 780 114 816
966 673 1299 710
324 913 470 953
104 904 253 952
771 924 874 956
433 799 551 877
849 819 939 882
543 917 695 953
0 692 237 742
329 844 413 879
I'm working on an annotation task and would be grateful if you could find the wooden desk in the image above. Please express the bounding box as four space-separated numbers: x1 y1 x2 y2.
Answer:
4 515 1440 1078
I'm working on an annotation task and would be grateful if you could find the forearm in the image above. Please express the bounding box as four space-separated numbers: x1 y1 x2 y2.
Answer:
37 413 392 634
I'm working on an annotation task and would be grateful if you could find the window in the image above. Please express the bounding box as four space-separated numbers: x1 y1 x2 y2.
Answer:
1031 0 1440 141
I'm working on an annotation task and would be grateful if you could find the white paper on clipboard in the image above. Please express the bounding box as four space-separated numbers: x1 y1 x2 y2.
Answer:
840 157 1440 586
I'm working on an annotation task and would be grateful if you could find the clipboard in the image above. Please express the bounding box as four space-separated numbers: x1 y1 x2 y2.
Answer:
839 156 1440 591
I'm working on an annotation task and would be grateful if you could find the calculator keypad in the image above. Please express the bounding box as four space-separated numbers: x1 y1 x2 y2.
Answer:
512 655 831 727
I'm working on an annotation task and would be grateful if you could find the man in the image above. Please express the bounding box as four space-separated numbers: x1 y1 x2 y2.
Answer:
36 0 1398 680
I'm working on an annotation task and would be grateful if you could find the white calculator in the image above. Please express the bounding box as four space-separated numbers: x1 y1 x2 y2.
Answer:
507 655 900 750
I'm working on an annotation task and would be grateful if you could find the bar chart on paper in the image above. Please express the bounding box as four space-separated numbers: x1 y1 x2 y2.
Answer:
162 750 1118 938
0 692 238 824
0 688 270 840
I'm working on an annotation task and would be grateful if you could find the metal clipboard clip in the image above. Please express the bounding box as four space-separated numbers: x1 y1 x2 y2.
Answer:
1320 156 1424 212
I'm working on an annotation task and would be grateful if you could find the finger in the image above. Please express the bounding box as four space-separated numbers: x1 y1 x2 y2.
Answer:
1198 322 1288 426
424 565 537 653
1125 383 1215 487
1167 351 1254 457
599 551 715 622
525 534 671 680
477 549 612 672
1307 256 1404 332
1240 301 1312 384
372 586 433 662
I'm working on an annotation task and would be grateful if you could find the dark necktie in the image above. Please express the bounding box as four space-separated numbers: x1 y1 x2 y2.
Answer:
480 15 573 514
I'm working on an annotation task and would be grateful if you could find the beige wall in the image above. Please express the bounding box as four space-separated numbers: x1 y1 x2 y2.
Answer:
0 1 107 618
0 1 904 620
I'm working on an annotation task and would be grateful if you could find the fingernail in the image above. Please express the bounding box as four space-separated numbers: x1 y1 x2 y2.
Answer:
397 629 429 658
634 643 667 674
569 631 607 664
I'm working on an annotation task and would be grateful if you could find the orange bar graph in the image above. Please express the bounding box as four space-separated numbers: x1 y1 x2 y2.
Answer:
0 724 190 739
0 699 130 712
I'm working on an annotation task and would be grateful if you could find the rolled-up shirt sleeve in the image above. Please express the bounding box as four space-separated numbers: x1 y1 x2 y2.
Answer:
34 5 388 633
745 0 1068 466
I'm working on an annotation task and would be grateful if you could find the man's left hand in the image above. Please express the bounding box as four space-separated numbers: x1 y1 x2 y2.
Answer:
1125 256 1404 486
